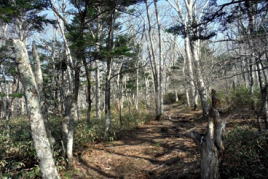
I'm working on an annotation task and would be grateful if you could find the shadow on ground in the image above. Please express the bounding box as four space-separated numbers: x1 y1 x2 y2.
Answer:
71 104 205 179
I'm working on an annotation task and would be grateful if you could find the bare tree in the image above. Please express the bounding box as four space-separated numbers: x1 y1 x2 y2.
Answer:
51 0 79 167
144 0 162 120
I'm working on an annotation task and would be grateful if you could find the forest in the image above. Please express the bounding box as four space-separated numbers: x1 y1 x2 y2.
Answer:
0 0 267 178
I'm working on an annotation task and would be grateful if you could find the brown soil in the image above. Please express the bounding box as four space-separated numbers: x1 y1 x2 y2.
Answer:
67 104 208 179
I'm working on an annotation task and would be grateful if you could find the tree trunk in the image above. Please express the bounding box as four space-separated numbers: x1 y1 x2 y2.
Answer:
117 63 124 126
62 67 80 168
248 58 254 94
185 35 197 108
32 41 43 89
145 0 161 120
153 0 163 115
83 57 91 124
0 64 11 136
32 42 55 146
12 39 60 179
62 94 74 167
144 76 148 106
192 40 209 117
94 13 102 120
190 89 225 179
182 55 191 107
104 9 115 134
95 61 100 120
54 10 80 167
256 59 268 130
135 63 139 110
175 90 179 102
105 59 112 134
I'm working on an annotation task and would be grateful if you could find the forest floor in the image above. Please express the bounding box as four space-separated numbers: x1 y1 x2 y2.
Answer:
68 104 208 179
65 103 257 179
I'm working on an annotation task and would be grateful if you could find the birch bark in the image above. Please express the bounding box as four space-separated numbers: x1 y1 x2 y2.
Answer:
51 3 78 166
12 39 60 179
153 0 163 115
186 0 209 116
145 0 161 120
32 42 55 145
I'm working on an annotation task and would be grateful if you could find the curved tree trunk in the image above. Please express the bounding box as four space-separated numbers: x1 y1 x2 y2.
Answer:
12 39 60 179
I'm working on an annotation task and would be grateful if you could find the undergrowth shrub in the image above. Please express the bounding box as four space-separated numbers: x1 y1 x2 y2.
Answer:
0 106 152 178
164 92 177 104
221 127 268 179
163 92 187 105
0 118 39 178
217 86 260 111
75 107 152 144
214 90 230 108
230 86 259 109
177 93 188 105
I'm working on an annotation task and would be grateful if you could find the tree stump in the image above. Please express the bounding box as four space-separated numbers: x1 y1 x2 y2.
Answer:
190 89 225 179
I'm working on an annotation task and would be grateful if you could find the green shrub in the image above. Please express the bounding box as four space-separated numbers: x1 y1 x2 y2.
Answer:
216 86 260 111
1 105 152 178
221 127 268 179
214 90 230 108
75 107 152 144
177 93 188 105
164 92 177 104
0 130 38 178
230 86 259 109
0 116 62 178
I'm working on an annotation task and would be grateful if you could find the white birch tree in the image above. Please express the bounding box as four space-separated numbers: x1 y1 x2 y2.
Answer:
10 39 60 179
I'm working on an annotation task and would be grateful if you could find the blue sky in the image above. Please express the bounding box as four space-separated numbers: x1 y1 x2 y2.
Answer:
31 0 233 55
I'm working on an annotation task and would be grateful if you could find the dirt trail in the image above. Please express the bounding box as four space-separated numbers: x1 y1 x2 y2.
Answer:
72 104 207 179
